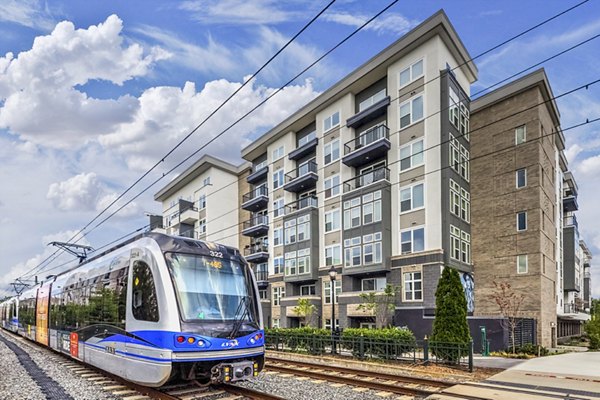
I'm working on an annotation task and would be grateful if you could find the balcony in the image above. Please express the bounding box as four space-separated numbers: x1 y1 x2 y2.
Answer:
241 185 268 212
179 206 199 225
344 167 390 193
283 160 318 193
564 215 578 229
244 243 269 263
346 96 390 129
242 214 269 237
342 124 391 168
247 165 268 184
254 266 269 289
563 195 578 212
284 195 318 216
289 135 318 161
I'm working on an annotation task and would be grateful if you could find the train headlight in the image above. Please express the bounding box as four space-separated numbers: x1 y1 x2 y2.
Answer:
187 337 195 344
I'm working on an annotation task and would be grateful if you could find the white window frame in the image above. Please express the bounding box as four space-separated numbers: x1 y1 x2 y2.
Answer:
272 286 285 306
203 176 211 186
517 254 528 274
272 145 285 161
300 284 316 296
359 88 387 112
324 174 341 199
402 267 423 302
344 236 362 267
400 226 425 254
325 244 342 267
273 168 284 189
515 125 526 145
273 227 283 247
324 280 341 304
323 111 340 132
516 168 527 188
399 182 425 214
361 277 386 292
324 139 340 165
272 318 280 328
273 198 284 218
399 138 424 171
198 218 206 234
399 94 424 129
517 211 527 232
284 220 297 245
324 209 341 233
273 256 284 275
198 194 206 210
399 59 424 88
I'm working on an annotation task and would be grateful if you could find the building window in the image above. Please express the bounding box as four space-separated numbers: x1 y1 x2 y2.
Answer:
323 111 340 132
324 209 341 232
272 145 284 161
203 176 211 186
285 249 310 276
273 198 284 218
272 318 280 328
344 191 381 229
300 285 316 296
284 220 297 245
400 183 424 213
272 287 285 306
460 103 470 141
324 318 339 330
273 169 284 189
198 219 206 234
449 87 460 128
259 289 268 300
402 268 422 301
325 245 342 267
198 194 206 210
359 88 387 112
273 256 284 274
363 233 382 265
254 159 267 171
273 227 283 246
399 139 424 171
516 168 527 188
399 59 423 88
450 179 470 222
344 237 361 267
324 139 340 165
399 95 424 128
517 211 527 231
449 133 470 181
517 254 528 274
324 280 341 304
400 227 424 254
515 125 526 145
361 277 386 291
450 225 470 263
298 131 316 147
297 214 310 242
324 174 341 198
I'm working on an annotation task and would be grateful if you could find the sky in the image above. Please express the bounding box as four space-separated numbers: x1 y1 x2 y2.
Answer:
0 0 599 300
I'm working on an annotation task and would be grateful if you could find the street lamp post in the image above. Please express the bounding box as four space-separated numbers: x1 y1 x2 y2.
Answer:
328 265 337 354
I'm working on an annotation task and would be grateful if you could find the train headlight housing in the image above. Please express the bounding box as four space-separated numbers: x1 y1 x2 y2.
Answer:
246 331 264 346
176 336 185 343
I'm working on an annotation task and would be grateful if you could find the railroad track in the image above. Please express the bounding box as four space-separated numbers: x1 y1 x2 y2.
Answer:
2 329 282 400
264 358 454 398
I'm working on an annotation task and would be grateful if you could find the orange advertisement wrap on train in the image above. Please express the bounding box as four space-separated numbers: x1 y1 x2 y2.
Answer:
35 284 51 346
70 332 79 358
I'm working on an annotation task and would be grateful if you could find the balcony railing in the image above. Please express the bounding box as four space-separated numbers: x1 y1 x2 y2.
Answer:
564 303 585 314
284 195 318 215
564 215 578 229
255 266 268 283
242 214 269 231
244 243 269 257
285 160 317 182
344 167 390 192
242 185 268 203
344 124 389 155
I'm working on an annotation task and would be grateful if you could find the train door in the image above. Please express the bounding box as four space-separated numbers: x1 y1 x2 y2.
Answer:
36 283 51 346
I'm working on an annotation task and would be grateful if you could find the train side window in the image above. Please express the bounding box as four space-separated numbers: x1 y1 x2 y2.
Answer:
131 260 160 322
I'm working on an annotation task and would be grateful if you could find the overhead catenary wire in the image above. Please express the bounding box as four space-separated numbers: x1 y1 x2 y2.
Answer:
15 0 591 282
163 75 600 243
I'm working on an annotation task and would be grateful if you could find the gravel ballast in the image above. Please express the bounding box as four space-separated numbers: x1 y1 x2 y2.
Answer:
0 331 120 400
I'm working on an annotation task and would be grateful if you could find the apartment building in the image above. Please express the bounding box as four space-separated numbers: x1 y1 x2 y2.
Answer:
470 69 593 347
239 11 477 330
152 155 251 250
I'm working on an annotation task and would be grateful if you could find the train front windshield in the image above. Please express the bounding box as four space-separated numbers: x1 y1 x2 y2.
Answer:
166 253 259 325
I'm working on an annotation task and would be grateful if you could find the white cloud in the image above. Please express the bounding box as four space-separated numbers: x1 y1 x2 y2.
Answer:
565 144 583 164
322 11 418 36
0 14 170 148
179 0 299 25
0 0 56 31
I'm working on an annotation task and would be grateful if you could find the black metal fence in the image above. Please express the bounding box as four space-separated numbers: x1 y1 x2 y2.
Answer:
265 332 474 372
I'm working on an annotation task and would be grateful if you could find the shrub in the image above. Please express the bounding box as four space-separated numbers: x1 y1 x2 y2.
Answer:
340 328 416 359
265 327 330 354
585 319 600 350
513 344 548 356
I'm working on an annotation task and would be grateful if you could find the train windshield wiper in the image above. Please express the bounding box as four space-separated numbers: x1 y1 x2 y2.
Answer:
228 296 257 339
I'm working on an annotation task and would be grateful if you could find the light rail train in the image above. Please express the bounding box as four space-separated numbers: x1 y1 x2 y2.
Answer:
0 233 264 386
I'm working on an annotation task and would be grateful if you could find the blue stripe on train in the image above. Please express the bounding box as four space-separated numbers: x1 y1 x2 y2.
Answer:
84 342 263 363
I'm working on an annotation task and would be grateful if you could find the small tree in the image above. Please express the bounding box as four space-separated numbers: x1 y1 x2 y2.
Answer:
490 281 526 353
431 267 471 361
357 284 397 328
293 298 316 327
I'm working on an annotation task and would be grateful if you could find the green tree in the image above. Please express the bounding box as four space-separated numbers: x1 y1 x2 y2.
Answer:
293 298 317 327
431 267 470 360
357 284 398 328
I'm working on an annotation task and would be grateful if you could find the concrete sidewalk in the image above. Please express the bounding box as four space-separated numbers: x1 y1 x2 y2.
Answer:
473 355 526 369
